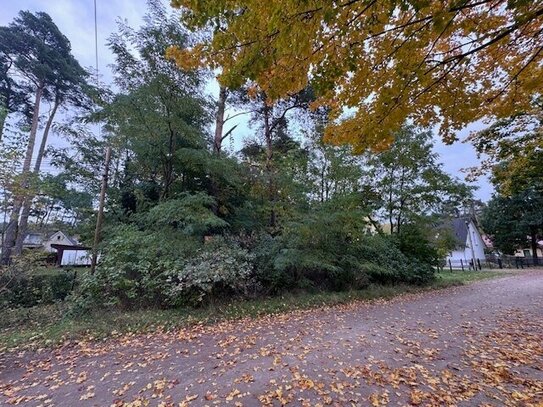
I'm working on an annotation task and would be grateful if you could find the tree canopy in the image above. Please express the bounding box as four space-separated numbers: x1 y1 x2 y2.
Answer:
467 99 543 195
482 189 543 261
477 100 543 263
362 125 472 234
168 0 543 152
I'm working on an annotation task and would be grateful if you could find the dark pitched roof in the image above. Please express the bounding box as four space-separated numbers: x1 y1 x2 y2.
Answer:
434 217 475 248
451 217 470 246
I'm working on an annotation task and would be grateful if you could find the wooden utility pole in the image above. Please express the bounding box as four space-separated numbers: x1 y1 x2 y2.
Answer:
90 146 111 274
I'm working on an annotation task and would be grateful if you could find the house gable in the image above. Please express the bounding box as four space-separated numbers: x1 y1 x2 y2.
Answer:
444 217 487 263
43 231 78 253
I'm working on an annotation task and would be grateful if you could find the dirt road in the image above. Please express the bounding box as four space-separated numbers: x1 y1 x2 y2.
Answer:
1 271 542 406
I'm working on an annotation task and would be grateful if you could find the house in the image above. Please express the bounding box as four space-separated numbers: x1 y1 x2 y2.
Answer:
21 232 44 249
514 241 543 259
443 217 487 267
21 230 91 266
43 231 80 253
23 230 79 253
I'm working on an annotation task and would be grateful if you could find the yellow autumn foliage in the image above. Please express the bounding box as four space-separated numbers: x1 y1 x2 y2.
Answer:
169 0 543 151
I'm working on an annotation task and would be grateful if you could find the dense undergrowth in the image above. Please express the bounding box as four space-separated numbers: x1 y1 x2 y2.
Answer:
0 270 508 350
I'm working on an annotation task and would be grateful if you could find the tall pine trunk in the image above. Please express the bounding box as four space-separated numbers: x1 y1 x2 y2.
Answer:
263 101 276 228
1 84 43 264
14 98 59 255
213 86 227 155
209 86 229 216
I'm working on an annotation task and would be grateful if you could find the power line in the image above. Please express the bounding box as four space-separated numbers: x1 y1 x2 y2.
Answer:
93 0 102 144
94 0 99 78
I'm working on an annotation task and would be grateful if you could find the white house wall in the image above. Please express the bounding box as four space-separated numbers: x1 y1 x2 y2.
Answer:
43 232 75 253
514 247 543 257
466 222 486 260
448 250 467 262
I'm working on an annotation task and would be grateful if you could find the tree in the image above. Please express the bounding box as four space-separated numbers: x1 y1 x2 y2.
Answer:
14 45 91 255
0 133 25 248
102 0 211 202
29 173 93 229
362 125 472 234
476 102 543 264
0 51 28 141
481 189 543 264
0 11 89 263
305 111 363 202
168 0 543 152
467 99 543 195
238 86 313 229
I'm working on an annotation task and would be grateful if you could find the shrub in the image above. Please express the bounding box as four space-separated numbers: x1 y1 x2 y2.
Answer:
166 238 255 306
353 234 435 285
249 233 292 293
78 193 241 309
254 207 435 292
141 193 228 234
255 202 373 292
76 193 435 311
397 223 439 265
0 254 75 308
81 225 198 308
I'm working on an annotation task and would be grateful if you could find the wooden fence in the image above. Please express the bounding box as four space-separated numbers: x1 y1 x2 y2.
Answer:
441 255 540 271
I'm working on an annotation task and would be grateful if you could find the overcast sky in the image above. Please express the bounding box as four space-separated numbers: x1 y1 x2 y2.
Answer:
1 0 493 201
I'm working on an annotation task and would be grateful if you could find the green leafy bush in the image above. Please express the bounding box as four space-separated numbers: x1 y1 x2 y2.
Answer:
141 193 228 234
81 225 197 308
354 234 435 285
252 200 372 292
166 238 255 306
78 193 235 309
252 202 435 292
77 193 434 311
397 223 439 265
0 255 75 308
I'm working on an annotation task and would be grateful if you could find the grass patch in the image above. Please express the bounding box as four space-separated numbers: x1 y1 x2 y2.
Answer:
0 269 508 351
435 269 510 285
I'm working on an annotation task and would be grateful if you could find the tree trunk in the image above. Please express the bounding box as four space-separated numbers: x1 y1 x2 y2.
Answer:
1 192 8 249
530 227 539 266
263 101 276 228
1 84 44 264
395 168 406 235
208 87 229 215
14 98 59 255
90 147 112 274
0 105 7 143
320 165 326 203
387 166 395 234
43 200 55 227
161 119 175 200
213 86 227 155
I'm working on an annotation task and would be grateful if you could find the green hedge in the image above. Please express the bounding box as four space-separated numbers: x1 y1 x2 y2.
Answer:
0 270 76 308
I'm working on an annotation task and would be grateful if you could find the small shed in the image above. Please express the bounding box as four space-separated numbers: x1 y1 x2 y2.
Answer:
50 243 92 267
